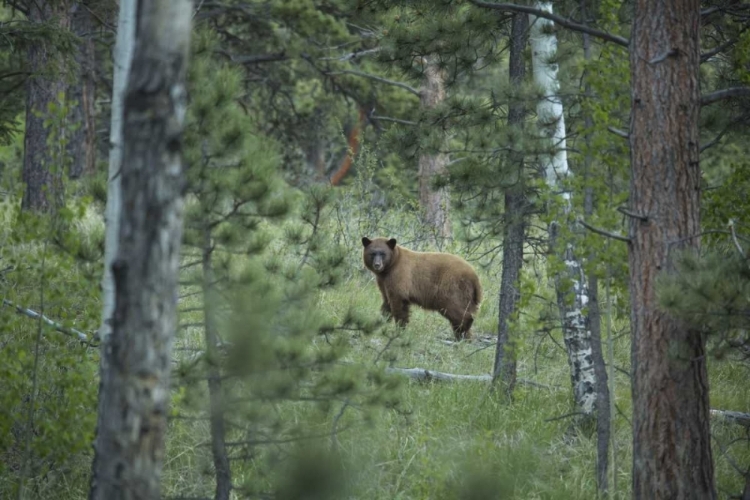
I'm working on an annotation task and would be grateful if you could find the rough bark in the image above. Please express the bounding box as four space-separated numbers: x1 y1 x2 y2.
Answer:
581 0 610 491
493 13 528 395
68 1 97 179
629 0 715 498
202 230 232 500
22 0 71 212
89 1 192 499
418 57 451 243
529 2 596 422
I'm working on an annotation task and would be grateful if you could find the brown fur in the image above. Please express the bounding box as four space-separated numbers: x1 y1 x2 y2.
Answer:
361 237 482 340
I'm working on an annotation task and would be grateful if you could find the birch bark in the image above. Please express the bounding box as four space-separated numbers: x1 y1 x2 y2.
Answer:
529 2 596 420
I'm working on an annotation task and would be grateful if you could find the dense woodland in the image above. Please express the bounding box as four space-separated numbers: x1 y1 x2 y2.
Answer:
1 0 750 499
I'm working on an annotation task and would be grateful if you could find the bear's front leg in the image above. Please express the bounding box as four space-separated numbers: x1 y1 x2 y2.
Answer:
381 301 392 319
389 299 410 327
377 280 392 319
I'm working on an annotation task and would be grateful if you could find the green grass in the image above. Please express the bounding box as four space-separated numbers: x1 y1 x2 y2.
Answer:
1 194 748 500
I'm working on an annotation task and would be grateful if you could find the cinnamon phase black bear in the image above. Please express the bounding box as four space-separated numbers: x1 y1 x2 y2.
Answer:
361 237 482 340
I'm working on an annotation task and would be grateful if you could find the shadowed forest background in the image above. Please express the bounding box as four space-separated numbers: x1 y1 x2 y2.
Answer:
1 1 749 499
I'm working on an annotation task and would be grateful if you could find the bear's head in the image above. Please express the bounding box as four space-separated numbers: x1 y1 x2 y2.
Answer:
362 237 397 274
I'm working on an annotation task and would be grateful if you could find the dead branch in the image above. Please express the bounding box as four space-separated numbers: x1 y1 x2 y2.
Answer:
2 299 90 343
385 367 556 389
578 219 631 243
711 408 750 428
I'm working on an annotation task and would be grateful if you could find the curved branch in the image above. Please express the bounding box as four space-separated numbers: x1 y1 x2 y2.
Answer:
469 0 629 47
701 86 750 106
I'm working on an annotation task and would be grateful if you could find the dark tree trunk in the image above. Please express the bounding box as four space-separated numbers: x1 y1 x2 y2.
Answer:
418 58 451 244
202 229 232 500
68 1 97 179
22 0 71 212
493 12 528 395
88 1 192 499
582 0 610 491
629 0 715 498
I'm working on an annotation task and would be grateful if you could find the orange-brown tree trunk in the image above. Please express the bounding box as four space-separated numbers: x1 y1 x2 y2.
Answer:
418 58 451 242
629 0 715 497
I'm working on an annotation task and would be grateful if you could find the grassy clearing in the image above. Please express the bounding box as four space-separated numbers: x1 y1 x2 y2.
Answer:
1 194 748 499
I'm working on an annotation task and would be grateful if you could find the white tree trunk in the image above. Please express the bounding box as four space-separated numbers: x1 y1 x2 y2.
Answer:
89 0 192 498
99 0 136 343
529 2 596 419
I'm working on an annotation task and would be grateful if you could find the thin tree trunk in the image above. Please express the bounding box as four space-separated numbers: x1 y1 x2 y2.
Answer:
202 229 232 500
581 0 610 491
493 13 528 395
89 1 192 499
99 0 136 344
629 1 715 498
68 0 97 179
529 2 596 424
22 0 71 212
418 57 451 244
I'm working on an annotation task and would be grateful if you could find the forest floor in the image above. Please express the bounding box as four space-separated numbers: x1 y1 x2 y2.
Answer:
163 252 750 500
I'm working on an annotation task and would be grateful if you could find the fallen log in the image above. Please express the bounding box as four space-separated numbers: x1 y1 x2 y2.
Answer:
710 408 750 428
385 367 557 390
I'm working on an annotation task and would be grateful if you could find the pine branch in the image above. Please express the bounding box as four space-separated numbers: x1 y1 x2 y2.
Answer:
701 86 750 106
469 1 629 47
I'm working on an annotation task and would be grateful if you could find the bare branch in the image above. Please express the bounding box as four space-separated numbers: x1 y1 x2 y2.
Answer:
607 126 629 139
617 206 648 221
326 69 420 96
469 0 629 47
370 114 417 126
2 299 90 342
728 220 746 258
321 47 382 62
578 219 631 243
701 86 750 106
215 50 287 65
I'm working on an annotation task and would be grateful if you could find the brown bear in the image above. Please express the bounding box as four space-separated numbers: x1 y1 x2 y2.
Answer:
361 237 482 340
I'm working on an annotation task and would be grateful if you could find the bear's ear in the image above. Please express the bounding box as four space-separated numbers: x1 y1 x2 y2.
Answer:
387 238 397 250
362 237 372 247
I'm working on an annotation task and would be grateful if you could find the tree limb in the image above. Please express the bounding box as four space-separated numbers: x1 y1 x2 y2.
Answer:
370 114 417 126
578 220 631 243
701 87 750 107
617 206 648 221
2 299 90 342
607 126 629 139
469 0 629 47
326 69 420 96
215 49 287 65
